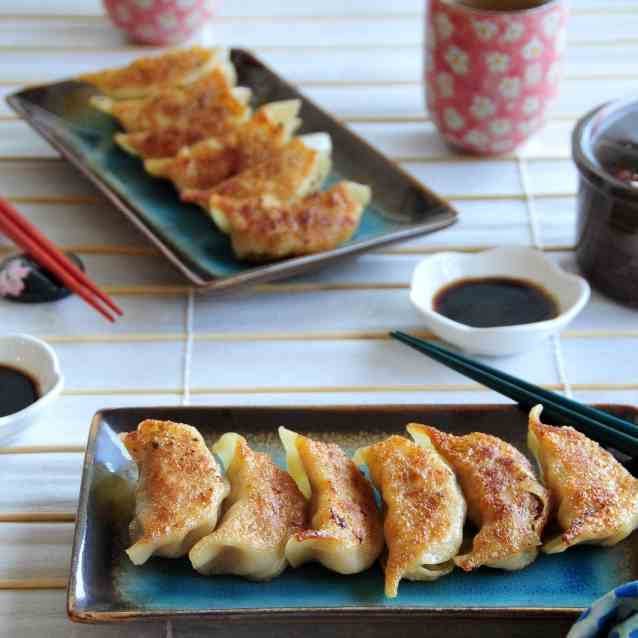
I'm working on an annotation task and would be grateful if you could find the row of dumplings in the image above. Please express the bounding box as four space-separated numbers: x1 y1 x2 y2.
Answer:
80 47 370 261
120 405 638 598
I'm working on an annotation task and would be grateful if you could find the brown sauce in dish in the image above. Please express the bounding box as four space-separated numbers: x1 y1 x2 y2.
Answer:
0 365 39 417
455 0 548 10
433 277 559 328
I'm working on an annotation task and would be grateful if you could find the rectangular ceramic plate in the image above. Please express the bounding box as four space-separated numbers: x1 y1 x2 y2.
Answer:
7 49 457 291
68 404 638 637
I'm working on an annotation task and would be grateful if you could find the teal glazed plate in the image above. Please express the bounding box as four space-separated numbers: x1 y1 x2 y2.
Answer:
68 404 638 637
6 50 457 291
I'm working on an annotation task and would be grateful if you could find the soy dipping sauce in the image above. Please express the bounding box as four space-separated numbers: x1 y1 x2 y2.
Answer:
433 277 559 328
456 0 548 10
0 365 39 417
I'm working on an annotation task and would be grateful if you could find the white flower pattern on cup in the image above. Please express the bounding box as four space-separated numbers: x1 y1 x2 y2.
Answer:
502 21 525 43
471 95 496 119
115 4 132 22
437 72 455 98
137 24 158 39
184 11 202 28
522 37 544 60
444 107 465 131
543 12 561 37
158 13 178 30
548 61 562 84
473 20 498 42
427 3 560 155
486 51 510 73
525 63 543 86
445 46 469 75
523 96 541 115
426 25 437 51
490 119 512 136
518 118 541 136
464 129 489 149
435 13 454 40
491 139 514 154
499 76 521 99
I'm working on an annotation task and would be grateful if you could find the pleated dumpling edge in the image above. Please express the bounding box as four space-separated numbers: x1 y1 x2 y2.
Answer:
355 433 466 598
121 419 230 566
528 405 638 554
410 423 549 573
278 427 384 575
188 432 307 581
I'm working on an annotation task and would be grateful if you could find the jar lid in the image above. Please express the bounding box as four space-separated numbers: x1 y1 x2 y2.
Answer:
575 97 638 193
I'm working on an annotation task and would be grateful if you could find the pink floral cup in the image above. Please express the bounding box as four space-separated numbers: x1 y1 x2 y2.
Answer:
425 0 569 155
103 0 221 46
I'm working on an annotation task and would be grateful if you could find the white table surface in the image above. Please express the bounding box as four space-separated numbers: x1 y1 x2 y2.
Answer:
1 1 637 636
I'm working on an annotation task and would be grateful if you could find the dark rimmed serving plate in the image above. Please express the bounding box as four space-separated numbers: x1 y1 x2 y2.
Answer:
7 49 457 291
68 403 638 637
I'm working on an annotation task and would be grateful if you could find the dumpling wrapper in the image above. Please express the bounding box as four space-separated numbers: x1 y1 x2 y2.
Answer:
90 70 250 132
144 100 301 191
80 47 236 99
213 181 370 261
181 133 332 220
528 405 638 553
409 424 549 572
189 433 306 581
278 427 384 575
121 419 229 566
353 435 466 598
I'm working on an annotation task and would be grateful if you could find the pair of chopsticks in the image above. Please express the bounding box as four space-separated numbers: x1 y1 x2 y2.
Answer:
0 197 122 322
391 331 638 457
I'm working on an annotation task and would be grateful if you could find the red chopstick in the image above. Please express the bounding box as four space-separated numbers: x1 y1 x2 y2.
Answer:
0 215 115 323
0 197 123 317
0 197 121 322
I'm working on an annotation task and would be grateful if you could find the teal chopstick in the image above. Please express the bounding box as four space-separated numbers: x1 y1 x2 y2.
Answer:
394 331 638 440
391 331 638 457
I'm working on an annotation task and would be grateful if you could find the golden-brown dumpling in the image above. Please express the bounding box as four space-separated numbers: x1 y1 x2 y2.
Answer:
146 138 236 192
353 435 466 598
80 47 235 99
189 433 306 581
121 419 229 566
91 70 250 132
278 427 384 575
117 99 299 161
212 181 369 261
144 100 301 191
115 121 229 160
528 405 638 553
409 424 549 572
181 133 331 217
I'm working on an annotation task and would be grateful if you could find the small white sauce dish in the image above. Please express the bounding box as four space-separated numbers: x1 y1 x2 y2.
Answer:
0 334 64 443
410 247 591 357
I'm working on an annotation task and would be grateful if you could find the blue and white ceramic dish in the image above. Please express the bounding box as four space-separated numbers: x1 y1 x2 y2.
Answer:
569 582 638 638
68 404 638 636
7 50 457 292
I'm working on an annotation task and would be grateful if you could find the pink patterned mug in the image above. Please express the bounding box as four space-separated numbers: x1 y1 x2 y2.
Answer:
425 0 569 155
103 0 220 46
